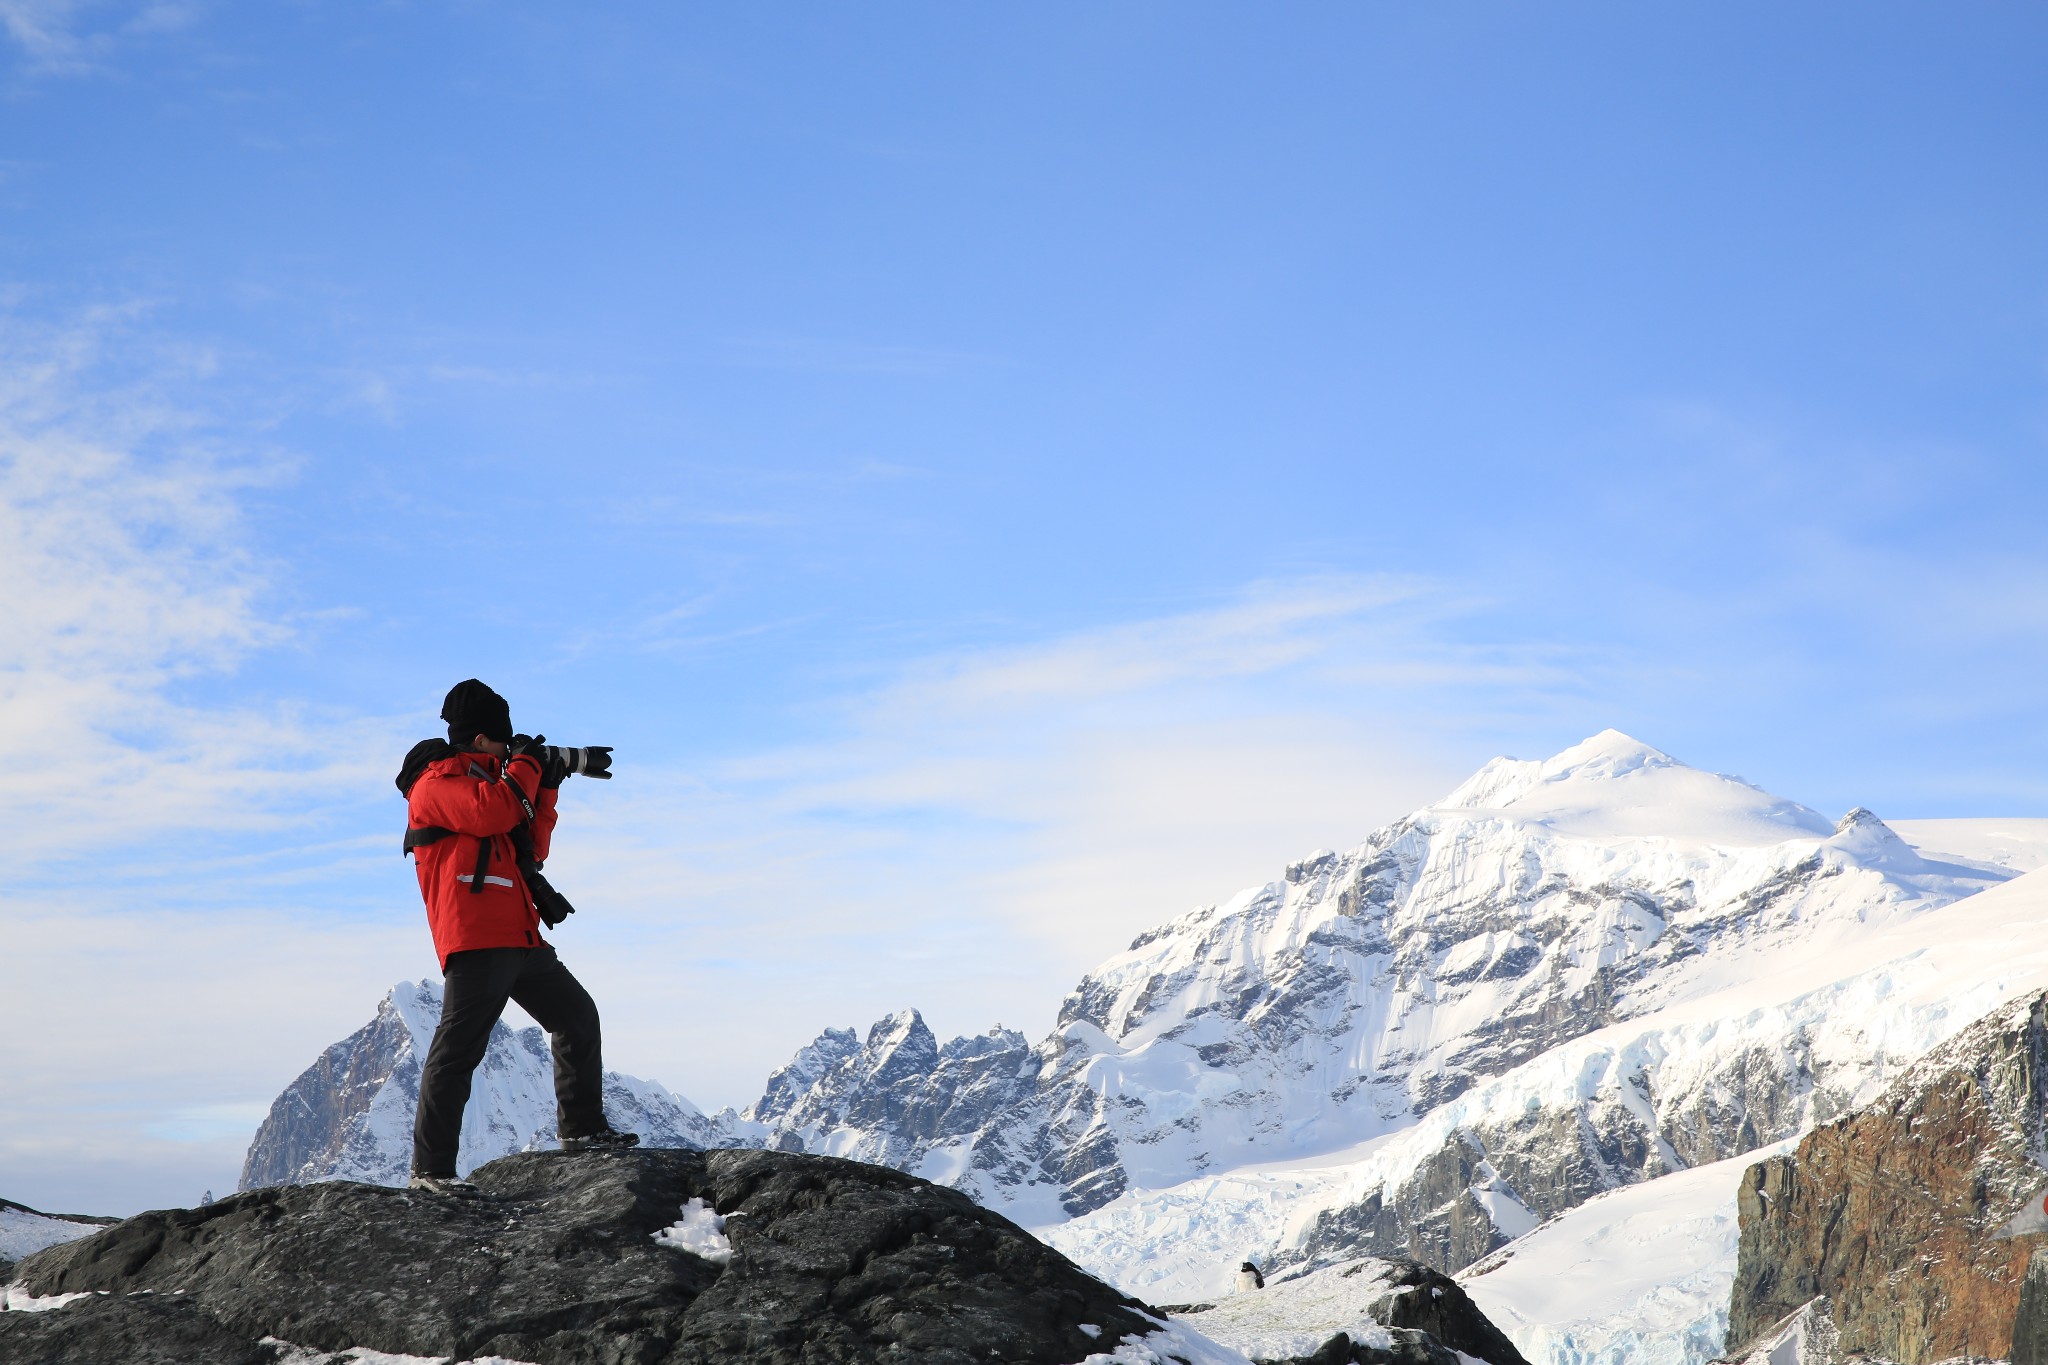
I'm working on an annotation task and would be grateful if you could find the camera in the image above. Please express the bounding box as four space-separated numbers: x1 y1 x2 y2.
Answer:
538 744 612 779
510 735 613 780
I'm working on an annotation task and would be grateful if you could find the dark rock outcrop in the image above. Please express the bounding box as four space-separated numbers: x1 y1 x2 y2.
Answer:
5 1148 1164 1364
1264 1330 1462 1365
1363 1261 1528 1365
1722 989 2048 1363
1170 1257 1528 1365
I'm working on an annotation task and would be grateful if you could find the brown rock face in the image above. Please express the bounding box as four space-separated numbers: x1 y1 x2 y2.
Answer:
1724 990 2048 1363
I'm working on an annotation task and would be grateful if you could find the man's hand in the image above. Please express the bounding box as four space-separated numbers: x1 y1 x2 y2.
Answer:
507 734 549 784
511 734 608 787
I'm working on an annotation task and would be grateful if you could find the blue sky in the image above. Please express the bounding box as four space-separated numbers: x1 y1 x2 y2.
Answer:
2 2 2045 1213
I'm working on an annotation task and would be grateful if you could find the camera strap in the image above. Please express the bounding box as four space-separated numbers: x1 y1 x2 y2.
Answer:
403 825 455 854
398 821 494 895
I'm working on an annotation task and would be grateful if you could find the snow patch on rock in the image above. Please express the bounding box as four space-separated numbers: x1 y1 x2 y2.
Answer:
653 1197 733 1265
1073 1314 1253 1365
265 1340 541 1365
1 1285 94 1312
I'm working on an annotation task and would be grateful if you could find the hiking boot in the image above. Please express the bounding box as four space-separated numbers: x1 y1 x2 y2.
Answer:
561 1128 641 1154
408 1172 481 1199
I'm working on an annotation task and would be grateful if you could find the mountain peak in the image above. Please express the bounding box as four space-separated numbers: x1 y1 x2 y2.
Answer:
1435 731 1835 845
1440 730 1677 811
1551 728 1675 773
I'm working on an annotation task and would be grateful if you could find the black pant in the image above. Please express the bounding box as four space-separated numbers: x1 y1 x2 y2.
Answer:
412 943 606 1177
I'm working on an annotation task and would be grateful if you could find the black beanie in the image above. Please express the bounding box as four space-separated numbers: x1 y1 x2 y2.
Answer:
441 679 514 745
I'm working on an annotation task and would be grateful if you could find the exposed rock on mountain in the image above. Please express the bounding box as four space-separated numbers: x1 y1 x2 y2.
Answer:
9 1148 1182 1364
731 1008 1045 1185
1722 988 2048 1363
241 978 724 1189
1172 1256 1529 1365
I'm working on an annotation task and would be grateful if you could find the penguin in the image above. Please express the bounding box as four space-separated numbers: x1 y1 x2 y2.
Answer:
1235 1260 1265 1292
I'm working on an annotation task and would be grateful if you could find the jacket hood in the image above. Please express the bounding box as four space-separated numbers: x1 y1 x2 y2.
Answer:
397 738 457 796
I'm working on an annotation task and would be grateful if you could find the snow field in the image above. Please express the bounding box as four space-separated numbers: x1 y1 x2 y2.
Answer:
1455 1142 1795 1365
1164 1257 1405 1359
0 1205 102 1262
1070 1314 1255 1365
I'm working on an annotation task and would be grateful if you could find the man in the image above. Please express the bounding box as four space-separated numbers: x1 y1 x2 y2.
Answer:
394 678 637 1198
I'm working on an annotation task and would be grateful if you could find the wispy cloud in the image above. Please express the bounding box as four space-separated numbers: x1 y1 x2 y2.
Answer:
0 311 423 1213
0 0 202 75
548 578 1578 1109
0 311 391 866
0 0 89 69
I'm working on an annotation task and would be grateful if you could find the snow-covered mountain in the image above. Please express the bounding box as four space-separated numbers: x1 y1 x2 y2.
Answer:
246 731 2047 1363
1047 836 2048 1363
240 978 724 1188
740 734 2003 1233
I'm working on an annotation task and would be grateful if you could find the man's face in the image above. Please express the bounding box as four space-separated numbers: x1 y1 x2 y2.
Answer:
472 735 510 757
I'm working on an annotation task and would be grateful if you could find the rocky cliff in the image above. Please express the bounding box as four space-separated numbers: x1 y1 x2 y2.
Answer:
1722 988 2048 1362
12 1148 1168 1364
3 1149 1526 1365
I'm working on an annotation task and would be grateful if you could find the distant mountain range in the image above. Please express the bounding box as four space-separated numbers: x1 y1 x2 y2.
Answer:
239 731 2048 1365
240 978 724 1188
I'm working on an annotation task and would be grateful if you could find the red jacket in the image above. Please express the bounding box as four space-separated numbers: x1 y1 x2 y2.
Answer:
406 751 559 968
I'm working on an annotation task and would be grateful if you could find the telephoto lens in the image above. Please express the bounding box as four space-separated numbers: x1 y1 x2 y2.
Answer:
542 744 613 779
